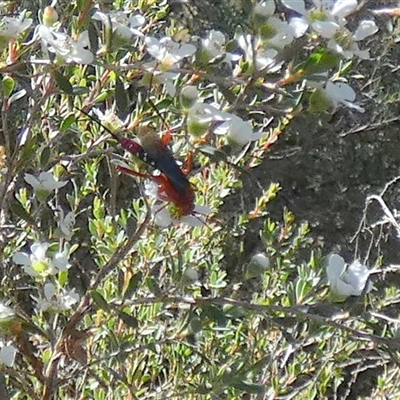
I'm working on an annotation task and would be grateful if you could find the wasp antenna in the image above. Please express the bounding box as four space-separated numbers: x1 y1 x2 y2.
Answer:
74 107 121 141
147 98 169 130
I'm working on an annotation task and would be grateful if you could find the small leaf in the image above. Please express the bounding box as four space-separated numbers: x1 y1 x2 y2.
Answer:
88 22 99 55
72 86 90 96
189 317 202 334
54 70 73 95
123 272 143 300
91 290 110 311
2 76 15 97
146 277 161 296
115 75 128 116
231 380 265 393
200 305 226 326
118 311 138 329
9 197 35 225
40 147 51 168
60 114 76 132
199 145 228 162
8 89 27 106
94 89 112 103
302 48 339 75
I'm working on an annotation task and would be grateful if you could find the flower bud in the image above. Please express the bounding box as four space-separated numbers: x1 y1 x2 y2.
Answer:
187 102 213 137
43 6 58 27
252 2 275 28
180 86 199 110
308 87 333 113
245 253 270 279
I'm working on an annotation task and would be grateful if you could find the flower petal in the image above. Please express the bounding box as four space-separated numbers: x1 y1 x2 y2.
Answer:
353 20 378 41
345 260 370 295
0 345 17 367
326 253 346 281
331 0 357 19
281 0 307 15
335 278 358 297
53 253 70 271
153 206 172 227
24 173 39 188
288 17 309 38
12 252 30 265
31 242 49 261
312 20 340 38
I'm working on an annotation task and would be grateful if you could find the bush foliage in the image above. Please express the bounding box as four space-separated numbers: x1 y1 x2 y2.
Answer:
0 0 400 399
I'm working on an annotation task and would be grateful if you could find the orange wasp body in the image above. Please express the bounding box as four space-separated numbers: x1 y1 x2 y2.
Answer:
118 126 195 217
79 109 196 217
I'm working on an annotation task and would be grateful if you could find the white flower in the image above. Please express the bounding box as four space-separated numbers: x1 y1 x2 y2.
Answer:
37 26 94 64
264 17 295 48
324 81 364 113
200 30 239 65
142 37 195 95
187 101 225 136
237 34 280 72
24 170 67 192
282 0 357 38
0 343 17 367
0 305 18 366
0 13 32 39
152 204 211 228
283 0 378 59
92 107 125 130
13 243 70 277
202 30 227 60
54 208 75 240
24 170 67 202
92 10 145 38
35 283 79 312
326 19 378 59
145 36 196 68
140 60 180 96
327 254 371 300
215 114 263 147
52 252 70 272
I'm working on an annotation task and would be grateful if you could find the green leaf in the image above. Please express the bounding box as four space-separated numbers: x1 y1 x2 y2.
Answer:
200 305 226 326
199 145 228 162
10 196 35 225
39 146 51 168
115 75 128 116
302 48 339 75
94 89 112 103
54 70 73 95
72 86 90 96
60 114 76 132
189 317 202 334
2 76 15 97
123 272 143 300
91 290 110 311
231 380 265 393
118 311 138 329
88 22 99 55
146 277 161 296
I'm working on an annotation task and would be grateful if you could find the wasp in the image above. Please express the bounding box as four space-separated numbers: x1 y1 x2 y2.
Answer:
117 125 195 217
78 109 196 218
